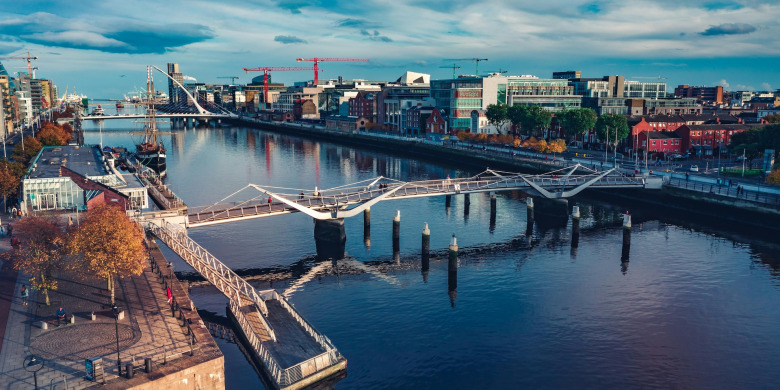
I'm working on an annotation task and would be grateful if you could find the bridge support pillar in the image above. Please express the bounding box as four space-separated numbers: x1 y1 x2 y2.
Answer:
448 234 458 308
392 210 401 253
463 193 470 218
421 223 430 283
533 198 569 230
445 195 451 208
525 197 534 237
314 218 346 260
621 214 631 273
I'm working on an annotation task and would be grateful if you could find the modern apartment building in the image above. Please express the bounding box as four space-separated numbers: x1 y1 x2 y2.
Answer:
674 85 724 104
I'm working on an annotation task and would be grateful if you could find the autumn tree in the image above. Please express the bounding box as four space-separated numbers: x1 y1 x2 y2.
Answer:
764 113 780 124
0 165 20 207
67 204 148 304
36 123 70 146
767 169 780 185
547 139 568 156
3 216 67 305
535 139 549 153
12 136 43 165
486 104 510 135
595 114 630 151
558 108 597 142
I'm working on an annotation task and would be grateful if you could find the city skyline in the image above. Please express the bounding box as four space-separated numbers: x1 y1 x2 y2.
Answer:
1 0 778 99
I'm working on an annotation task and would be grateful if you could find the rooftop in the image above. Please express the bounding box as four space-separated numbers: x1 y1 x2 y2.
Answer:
28 145 106 179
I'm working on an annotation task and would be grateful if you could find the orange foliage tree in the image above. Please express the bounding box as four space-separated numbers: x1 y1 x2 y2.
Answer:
0 165 20 206
12 136 43 165
767 169 780 184
4 216 67 305
36 122 71 146
67 205 148 304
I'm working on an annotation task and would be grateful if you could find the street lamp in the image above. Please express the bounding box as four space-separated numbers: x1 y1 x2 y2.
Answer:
24 354 44 390
112 303 121 373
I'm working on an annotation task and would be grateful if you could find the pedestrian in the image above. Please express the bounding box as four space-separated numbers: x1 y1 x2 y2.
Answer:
17 208 21 218
56 307 67 326
20 284 28 306
686 172 689 181
10 207 16 218
267 196 272 204
299 191 305 200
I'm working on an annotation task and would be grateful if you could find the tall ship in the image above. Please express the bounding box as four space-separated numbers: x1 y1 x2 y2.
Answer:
135 66 166 173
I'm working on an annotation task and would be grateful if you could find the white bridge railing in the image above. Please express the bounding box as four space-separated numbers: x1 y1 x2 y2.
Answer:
147 220 276 341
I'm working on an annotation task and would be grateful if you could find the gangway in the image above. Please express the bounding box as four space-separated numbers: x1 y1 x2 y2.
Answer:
146 220 347 389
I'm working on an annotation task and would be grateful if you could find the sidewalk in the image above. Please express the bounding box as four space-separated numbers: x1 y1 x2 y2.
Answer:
0 241 198 389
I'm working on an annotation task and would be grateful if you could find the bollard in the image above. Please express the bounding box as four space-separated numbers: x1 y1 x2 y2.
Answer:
445 195 452 208
623 212 632 229
392 210 401 251
363 207 370 235
126 363 134 379
70 315 75 324
41 321 48 330
421 223 431 282
91 312 97 321
145 357 153 373
572 205 580 219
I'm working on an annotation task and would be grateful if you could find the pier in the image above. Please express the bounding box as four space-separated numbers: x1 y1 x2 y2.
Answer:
146 220 346 390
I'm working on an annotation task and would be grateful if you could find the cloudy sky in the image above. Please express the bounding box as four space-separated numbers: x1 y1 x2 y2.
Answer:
1 0 777 99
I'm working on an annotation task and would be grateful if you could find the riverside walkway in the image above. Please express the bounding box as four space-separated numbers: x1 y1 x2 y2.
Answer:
0 235 223 389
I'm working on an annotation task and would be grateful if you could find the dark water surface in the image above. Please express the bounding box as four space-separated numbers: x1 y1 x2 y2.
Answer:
84 120 780 389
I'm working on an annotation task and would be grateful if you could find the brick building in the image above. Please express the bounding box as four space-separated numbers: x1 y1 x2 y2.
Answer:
425 109 448 135
637 131 683 156
675 124 754 156
348 92 376 122
673 85 724 104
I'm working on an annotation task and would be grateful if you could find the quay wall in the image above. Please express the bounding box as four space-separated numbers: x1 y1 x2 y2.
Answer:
229 118 780 232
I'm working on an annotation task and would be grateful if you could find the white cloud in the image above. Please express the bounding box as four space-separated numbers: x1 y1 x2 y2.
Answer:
761 82 772 91
719 79 730 88
23 31 126 48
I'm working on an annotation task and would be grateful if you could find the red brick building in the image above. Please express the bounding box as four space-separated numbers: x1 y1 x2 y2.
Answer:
637 131 683 156
675 124 754 156
348 92 376 122
673 85 724 104
425 109 448 134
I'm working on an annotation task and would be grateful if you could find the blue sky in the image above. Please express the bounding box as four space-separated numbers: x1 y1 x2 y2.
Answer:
1 0 777 99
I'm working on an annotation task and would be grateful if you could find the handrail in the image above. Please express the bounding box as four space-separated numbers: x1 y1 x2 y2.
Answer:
147 220 276 341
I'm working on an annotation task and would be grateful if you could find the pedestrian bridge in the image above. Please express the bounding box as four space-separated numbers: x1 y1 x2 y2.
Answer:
182 164 660 228
80 112 235 121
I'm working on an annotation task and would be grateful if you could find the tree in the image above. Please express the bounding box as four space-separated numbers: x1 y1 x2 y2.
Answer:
486 104 510 135
767 169 780 185
36 123 69 146
730 129 763 161
0 165 20 207
547 139 567 155
595 114 630 151
12 136 43 165
535 139 549 153
3 216 67 306
558 108 597 142
67 205 148 304
507 105 527 136
764 113 780 124
517 105 552 138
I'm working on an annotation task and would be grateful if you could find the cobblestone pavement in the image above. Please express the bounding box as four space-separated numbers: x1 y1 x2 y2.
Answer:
0 253 195 389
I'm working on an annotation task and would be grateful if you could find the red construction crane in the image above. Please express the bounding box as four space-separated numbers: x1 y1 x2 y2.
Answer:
295 57 369 86
0 52 38 76
242 66 314 109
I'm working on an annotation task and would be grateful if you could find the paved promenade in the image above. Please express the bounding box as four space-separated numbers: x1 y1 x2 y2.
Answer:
0 235 202 389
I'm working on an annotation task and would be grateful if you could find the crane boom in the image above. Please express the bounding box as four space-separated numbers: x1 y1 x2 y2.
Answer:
0 52 38 76
295 57 369 85
439 65 461 79
443 58 488 76
217 76 240 85
242 66 315 109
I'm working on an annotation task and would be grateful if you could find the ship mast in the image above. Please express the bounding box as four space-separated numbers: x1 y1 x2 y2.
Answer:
144 65 158 145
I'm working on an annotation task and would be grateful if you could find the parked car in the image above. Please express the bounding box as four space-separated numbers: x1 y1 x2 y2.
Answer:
690 165 699 172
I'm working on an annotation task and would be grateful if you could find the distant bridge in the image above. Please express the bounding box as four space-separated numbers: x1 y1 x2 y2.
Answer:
180 165 661 228
79 112 234 121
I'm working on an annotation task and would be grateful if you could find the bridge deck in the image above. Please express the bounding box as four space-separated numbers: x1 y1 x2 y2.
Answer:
187 171 647 227
263 300 325 368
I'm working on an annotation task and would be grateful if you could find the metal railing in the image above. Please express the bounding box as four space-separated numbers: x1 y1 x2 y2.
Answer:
147 220 276 341
229 297 284 384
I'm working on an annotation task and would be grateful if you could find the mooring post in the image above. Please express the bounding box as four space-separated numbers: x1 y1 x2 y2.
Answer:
363 207 371 247
464 193 470 206
448 234 458 308
525 197 535 237
445 194 452 208
421 223 430 282
621 212 631 265
489 192 497 231
392 210 401 252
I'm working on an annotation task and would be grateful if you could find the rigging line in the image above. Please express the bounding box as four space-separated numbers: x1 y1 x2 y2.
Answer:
198 185 254 213
322 177 385 191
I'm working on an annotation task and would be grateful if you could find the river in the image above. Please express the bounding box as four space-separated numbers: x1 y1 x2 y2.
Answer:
83 118 780 389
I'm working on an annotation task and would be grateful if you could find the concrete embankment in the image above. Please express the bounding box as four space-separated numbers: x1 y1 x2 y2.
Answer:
229 118 780 232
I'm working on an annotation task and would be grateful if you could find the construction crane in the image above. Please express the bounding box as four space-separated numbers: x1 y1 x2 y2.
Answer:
242 66 315 109
217 76 240 85
481 69 508 76
295 57 369 86
440 64 461 78
632 76 667 81
443 58 488 76
0 52 38 76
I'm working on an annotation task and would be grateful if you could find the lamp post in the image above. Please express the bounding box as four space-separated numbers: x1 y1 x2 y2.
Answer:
112 303 121 372
24 354 44 389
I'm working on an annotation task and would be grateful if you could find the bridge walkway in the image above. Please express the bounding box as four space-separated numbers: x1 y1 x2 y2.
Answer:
186 166 651 227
